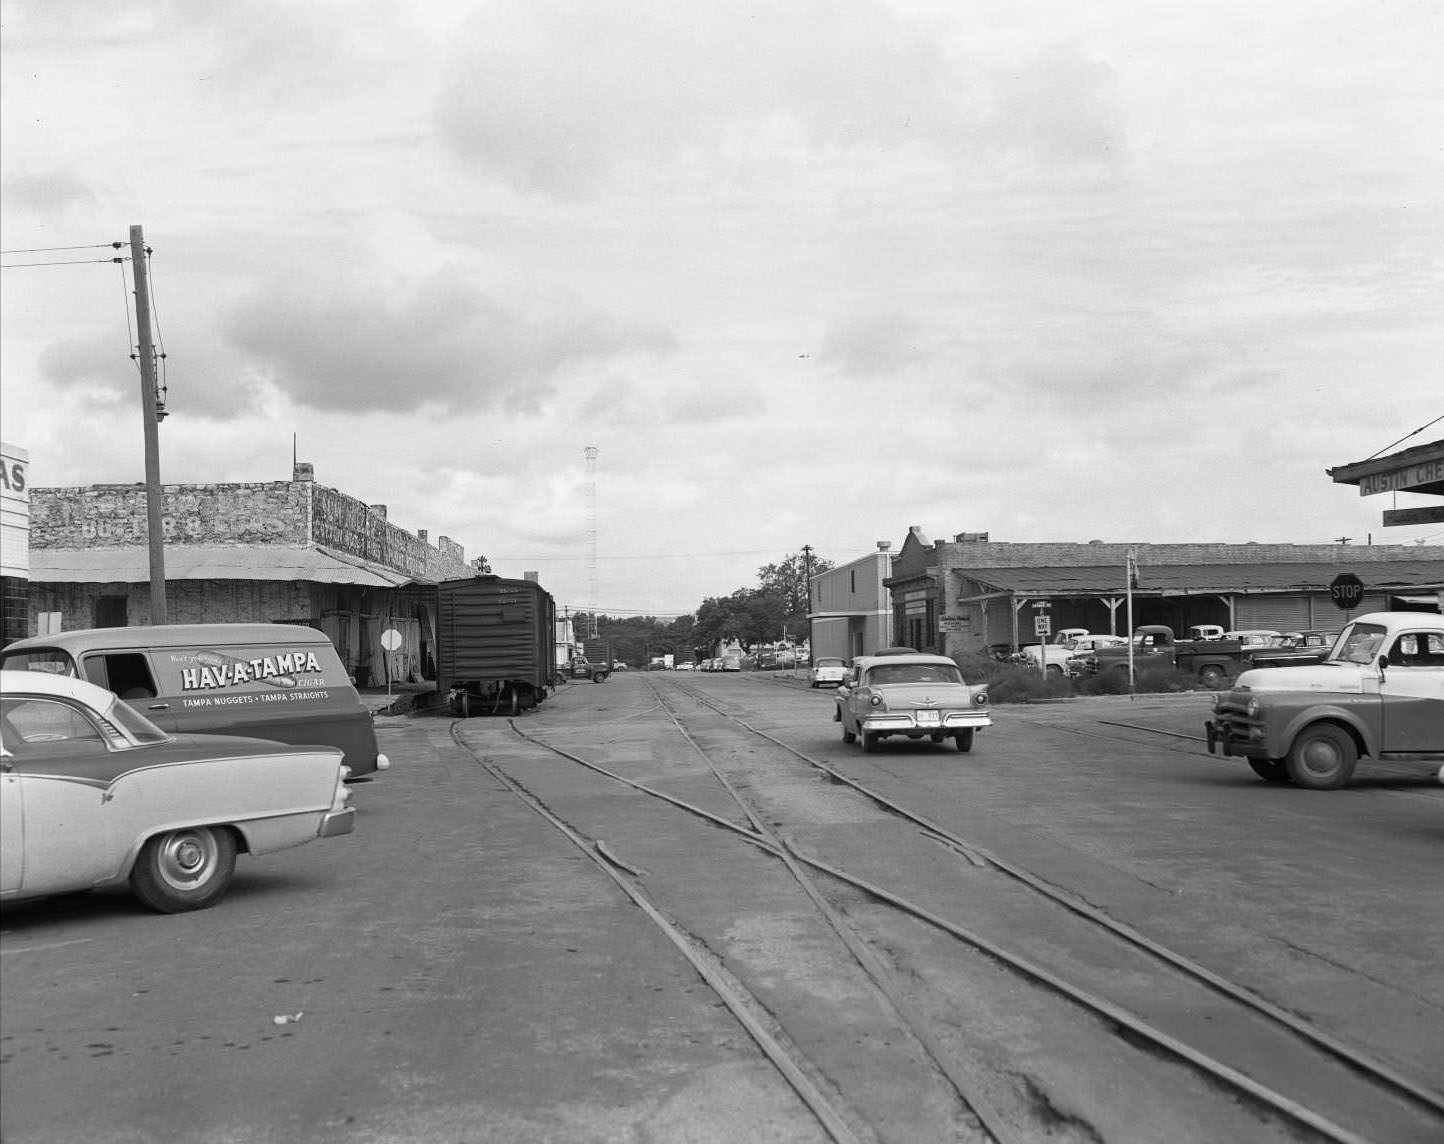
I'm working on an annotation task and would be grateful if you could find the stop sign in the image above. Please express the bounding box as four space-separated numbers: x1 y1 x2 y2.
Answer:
1329 572 1365 611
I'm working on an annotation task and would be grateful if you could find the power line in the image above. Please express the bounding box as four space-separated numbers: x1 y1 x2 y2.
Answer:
0 242 122 255
0 256 126 269
1364 414 1444 461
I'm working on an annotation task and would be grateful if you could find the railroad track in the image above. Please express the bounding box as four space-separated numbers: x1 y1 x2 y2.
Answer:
450 676 1443 1143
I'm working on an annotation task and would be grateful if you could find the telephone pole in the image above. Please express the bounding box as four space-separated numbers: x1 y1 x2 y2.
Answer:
130 224 167 623
801 544 813 666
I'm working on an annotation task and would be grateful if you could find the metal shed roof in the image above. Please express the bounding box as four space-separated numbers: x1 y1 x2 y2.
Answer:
30 545 423 588
959 561 1444 597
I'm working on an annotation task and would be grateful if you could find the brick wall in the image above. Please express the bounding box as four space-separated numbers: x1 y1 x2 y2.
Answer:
31 476 474 581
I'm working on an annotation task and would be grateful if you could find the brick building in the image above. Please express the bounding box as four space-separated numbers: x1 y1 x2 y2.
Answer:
25 463 478 685
885 526 1444 657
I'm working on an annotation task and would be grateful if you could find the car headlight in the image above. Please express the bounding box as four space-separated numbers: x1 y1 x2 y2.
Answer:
870 695 883 707
974 691 988 706
1246 697 1259 717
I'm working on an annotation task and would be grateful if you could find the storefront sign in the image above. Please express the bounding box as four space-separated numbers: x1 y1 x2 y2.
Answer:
1358 458 1444 496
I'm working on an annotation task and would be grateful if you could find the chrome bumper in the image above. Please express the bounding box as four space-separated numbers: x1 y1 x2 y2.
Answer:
318 807 357 838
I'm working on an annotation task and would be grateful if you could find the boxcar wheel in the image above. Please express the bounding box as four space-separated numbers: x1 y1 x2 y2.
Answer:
1285 724 1357 790
130 826 237 913
1248 758 1290 782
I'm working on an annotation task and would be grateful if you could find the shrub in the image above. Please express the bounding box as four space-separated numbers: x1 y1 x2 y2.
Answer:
953 653 1071 704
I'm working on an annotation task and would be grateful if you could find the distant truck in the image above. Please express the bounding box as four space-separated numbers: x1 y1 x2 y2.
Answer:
1075 625 1257 689
1018 628 1090 675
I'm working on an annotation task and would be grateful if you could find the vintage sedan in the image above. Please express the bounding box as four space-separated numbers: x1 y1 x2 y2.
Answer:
1 670 355 913
808 656 848 688
836 653 991 753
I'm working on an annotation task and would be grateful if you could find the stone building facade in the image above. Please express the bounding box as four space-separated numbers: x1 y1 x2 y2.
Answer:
25 464 478 684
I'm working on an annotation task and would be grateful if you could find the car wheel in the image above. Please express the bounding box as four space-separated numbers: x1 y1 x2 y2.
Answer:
929 732 944 743
954 729 975 753
1248 758 1290 783
841 719 856 744
1046 664 1063 677
810 681 818 689
860 731 878 753
130 826 238 913
1198 665 1227 689
1285 724 1357 790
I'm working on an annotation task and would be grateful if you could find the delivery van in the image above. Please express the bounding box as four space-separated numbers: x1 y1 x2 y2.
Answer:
0 623 389 777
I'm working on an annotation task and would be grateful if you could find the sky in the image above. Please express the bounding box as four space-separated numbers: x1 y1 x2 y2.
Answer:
2 0 1441 618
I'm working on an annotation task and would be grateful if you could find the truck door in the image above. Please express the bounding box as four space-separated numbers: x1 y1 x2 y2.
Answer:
1380 631 1444 753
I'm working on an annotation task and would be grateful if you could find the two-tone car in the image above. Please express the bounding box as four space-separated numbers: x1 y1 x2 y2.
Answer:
835 653 991 753
1 670 355 912
1205 612 1444 789
808 656 848 688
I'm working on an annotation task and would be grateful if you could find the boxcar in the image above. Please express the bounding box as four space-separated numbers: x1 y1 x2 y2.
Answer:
435 576 557 716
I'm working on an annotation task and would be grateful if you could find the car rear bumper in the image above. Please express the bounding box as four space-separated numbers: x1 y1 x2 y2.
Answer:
862 712 992 733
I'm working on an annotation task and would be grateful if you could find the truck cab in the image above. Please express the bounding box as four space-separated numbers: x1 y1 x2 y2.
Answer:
1205 612 1444 789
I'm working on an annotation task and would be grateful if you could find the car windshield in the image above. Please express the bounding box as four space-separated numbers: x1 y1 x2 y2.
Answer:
1330 623 1386 665
865 663 964 686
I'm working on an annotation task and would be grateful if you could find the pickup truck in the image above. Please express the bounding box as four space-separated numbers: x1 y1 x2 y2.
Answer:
1074 625 1255 689
1205 611 1444 789
1017 628 1090 675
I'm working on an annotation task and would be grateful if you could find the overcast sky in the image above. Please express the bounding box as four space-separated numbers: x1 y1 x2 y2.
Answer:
2 0 1441 617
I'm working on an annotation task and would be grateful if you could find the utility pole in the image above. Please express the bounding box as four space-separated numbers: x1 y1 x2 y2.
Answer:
801 544 813 667
130 225 168 624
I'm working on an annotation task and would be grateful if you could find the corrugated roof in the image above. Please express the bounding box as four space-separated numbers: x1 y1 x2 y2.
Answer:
30 545 423 588
960 561 1444 596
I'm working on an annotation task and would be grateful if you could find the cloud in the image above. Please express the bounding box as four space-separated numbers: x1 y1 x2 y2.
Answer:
435 0 963 196
819 313 922 376
0 170 99 216
37 331 134 404
224 269 675 414
989 41 1127 169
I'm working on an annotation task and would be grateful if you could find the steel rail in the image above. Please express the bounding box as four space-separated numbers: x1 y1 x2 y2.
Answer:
648 684 1019 1144
503 709 1393 1143
448 722 866 1144
672 679 1444 1123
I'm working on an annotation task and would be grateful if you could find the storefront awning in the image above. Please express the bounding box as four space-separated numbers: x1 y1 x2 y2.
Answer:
29 545 426 588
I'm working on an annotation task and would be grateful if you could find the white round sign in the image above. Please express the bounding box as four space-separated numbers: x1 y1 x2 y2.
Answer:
380 627 403 651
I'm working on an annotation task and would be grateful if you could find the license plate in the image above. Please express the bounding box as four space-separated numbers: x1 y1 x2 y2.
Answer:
916 709 940 725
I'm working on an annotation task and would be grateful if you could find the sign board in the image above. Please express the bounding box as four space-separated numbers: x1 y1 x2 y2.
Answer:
1328 573 1365 611
1382 506 1444 526
380 627 403 651
1033 615 1052 636
939 617 970 632
1357 458 1444 496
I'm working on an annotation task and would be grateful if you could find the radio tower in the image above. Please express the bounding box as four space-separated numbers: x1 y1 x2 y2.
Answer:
584 445 599 638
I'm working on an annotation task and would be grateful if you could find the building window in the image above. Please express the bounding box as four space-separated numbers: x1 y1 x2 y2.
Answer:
95 595 128 628
850 569 856 593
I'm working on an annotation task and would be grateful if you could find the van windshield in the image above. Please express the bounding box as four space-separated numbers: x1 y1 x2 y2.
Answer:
0 649 77 675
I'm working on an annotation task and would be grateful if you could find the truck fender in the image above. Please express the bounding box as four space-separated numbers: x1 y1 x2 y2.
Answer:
1278 706 1376 760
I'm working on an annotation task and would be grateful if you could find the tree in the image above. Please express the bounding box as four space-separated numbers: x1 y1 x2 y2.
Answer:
756 551 834 641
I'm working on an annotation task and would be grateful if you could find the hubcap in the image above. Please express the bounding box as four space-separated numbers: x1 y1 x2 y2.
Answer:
158 831 216 889
1300 738 1340 776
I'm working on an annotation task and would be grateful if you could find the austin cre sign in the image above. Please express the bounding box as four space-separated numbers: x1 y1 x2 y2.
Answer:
1357 458 1444 496
1329 573 1365 610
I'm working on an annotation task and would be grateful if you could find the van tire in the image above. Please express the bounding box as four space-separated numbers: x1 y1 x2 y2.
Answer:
1285 724 1357 790
130 826 237 913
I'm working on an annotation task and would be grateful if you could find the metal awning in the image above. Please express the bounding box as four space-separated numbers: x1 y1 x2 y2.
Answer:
29 545 426 588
